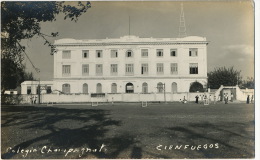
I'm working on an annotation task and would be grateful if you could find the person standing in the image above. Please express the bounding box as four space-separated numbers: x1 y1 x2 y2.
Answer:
251 95 254 103
224 94 228 104
183 96 187 103
247 95 250 104
195 95 199 104
204 95 207 104
34 96 37 104
230 93 234 102
30 95 34 104
226 94 229 104
214 95 216 104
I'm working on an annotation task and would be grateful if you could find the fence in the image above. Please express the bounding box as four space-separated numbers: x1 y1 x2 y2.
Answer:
18 92 215 104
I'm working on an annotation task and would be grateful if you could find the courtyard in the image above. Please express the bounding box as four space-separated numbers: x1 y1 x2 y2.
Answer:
1 102 254 159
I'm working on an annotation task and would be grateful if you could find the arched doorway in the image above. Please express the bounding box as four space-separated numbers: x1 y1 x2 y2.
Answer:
62 84 70 93
142 82 148 93
111 83 117 93
125 83 134 93
157 82 164 93
83 83 88 94
96 83 102 93
172 82 177 93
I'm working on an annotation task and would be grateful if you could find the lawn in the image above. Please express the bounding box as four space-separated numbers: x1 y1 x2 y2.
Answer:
1 102 254 159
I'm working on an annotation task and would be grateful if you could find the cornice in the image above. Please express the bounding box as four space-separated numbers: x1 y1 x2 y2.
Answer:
54 41 209 47
53 76 208 81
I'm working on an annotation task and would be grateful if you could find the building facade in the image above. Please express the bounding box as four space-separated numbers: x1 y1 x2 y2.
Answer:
52 35 208 95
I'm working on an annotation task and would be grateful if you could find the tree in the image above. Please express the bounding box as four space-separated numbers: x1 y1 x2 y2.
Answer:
1 1 91 93
189 81 204 92
207 67 242 89
241 77 254 89
1 56 35 89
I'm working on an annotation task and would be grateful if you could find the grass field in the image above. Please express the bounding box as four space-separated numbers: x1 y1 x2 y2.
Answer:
1 102 254 159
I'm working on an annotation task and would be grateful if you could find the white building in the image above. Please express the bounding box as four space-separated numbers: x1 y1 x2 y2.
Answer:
53 35 208 94
21 35 209 102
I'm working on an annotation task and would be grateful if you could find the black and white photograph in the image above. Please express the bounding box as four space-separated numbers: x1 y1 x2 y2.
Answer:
1 0 256 159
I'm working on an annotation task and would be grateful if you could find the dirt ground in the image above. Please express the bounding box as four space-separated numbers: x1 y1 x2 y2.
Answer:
1 102 254 159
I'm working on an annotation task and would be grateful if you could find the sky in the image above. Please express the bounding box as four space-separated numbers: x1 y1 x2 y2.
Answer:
21 0 255 81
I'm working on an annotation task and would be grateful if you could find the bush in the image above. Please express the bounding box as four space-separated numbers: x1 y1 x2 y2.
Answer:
189 82 204 92
1 94 23 105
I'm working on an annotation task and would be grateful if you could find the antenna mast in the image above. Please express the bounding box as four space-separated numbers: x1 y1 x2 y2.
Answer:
179 3 187 38
129 16 130 37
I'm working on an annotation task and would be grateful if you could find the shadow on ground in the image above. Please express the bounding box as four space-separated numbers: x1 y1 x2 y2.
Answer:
162 121 254 158
1 105 137 159
1 104 255 159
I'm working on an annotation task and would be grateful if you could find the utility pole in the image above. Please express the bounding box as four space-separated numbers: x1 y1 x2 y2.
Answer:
156 84 167 103
36 68 40 104
128 16 131 37
163 83 166 103
38 79 40 104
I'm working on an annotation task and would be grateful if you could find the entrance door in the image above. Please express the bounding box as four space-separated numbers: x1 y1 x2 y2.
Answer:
125 83 134 93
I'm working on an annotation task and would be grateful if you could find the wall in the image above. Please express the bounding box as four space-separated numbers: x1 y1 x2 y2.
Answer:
20 92 215 104
212 85 254 102
53 79 207 94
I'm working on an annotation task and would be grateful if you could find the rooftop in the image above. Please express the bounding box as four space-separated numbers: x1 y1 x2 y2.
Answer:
54 35 208 46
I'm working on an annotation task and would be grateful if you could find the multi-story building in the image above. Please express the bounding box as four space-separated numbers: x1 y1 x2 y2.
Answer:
52 35 208 95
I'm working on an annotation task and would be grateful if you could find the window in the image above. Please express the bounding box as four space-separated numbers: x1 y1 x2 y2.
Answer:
170 49 177 57
83 83 88 94
171 63 178 74
82 50 89 58
142 83 148 93
141 63 148 75
62 84 70 93
111 50 118 58
156 49 163 57
62 65 71 76
190 63 198 74
157 82 164 93
111 83 117 93
82 64 89 76
172 82 177 93
189 48 198 57
157 63 164 74
111 64 118 75
141 49 148 57
126 50 133 57
96 83 102 93
96 50 103 58
96 64 103 75
47 86 52 94
62 50 71 59
125 64 134 75
27 86 31 94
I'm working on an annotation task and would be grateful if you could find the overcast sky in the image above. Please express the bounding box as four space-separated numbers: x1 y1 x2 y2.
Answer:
22 0 255 81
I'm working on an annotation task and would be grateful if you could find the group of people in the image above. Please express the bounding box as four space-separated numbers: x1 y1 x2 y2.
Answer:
195 94 215 104
223 93 234 104
30 95 38 104
180 96 188 103
193 93 254 105
178 92 254 105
